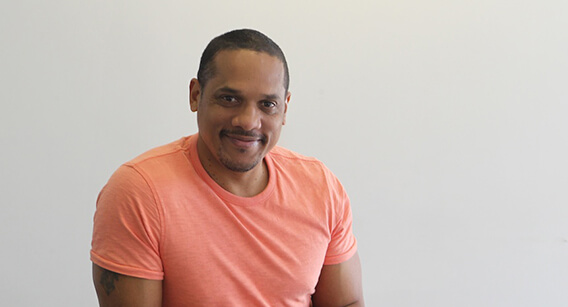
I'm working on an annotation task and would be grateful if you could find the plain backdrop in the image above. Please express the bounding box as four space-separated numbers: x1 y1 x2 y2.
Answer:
1 0 567 306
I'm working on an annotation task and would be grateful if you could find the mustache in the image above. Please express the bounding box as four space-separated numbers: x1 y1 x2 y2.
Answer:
221 129 267 143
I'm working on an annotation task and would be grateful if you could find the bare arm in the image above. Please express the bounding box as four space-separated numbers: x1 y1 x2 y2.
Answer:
92 263 162 307
312 251 364 307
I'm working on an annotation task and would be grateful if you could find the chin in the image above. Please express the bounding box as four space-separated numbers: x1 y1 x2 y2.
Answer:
217 150 263 173
220 159 260 173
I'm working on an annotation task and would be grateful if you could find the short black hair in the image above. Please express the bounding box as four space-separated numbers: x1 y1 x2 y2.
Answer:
197 29 290 92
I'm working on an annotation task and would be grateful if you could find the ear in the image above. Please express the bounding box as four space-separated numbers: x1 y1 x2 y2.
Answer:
189 78 201 112
282 91 291 125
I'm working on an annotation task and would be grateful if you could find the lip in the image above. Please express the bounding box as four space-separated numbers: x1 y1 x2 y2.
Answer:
224 134 261 149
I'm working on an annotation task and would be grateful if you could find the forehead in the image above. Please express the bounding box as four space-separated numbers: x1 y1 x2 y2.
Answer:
207 49 286 97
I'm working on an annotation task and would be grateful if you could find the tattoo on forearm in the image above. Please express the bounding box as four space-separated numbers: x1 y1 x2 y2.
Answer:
100 269 121 295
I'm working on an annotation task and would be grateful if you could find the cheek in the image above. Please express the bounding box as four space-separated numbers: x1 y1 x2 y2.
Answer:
265 117 285 135
198 108 224 127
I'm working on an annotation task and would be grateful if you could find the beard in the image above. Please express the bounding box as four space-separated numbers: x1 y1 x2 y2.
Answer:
216 129 267 172
217 147 263 172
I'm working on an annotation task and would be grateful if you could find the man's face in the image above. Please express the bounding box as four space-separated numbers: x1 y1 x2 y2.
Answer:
189 49 290 173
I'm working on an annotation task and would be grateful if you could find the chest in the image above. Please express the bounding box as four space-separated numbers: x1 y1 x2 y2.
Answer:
158 190 331 305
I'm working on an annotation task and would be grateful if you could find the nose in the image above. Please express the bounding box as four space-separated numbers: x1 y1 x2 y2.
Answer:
232 103 261 131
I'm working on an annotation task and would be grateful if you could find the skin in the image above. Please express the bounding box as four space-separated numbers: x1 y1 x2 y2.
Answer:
93 49 364 306
312 252 364 307
189 49 290 197
92 263 161 307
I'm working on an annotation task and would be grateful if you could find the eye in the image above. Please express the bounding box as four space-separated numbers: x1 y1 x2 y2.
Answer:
261 101 276 109
218 95 238 105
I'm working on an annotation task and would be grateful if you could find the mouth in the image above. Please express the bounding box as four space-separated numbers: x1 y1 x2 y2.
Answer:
221 130 266 148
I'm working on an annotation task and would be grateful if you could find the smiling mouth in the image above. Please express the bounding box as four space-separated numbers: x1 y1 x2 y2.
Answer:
221 130 266 148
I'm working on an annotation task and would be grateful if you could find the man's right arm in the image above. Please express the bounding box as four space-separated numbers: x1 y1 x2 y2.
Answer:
92 165 164 306
93 263 162 307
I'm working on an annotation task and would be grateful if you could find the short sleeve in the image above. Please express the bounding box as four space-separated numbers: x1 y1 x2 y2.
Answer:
90 164 164 280
323 171 358 265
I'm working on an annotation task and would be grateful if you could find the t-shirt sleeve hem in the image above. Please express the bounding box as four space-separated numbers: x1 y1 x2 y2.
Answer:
323 240 358 265
90 250 164 280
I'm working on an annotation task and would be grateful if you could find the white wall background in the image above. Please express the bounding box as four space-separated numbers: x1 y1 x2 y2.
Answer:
1 0 567 306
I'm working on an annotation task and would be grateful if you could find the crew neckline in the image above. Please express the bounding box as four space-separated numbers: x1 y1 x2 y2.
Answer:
185 134 276 207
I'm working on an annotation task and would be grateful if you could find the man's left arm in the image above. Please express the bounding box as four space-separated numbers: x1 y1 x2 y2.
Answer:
312 251 364 307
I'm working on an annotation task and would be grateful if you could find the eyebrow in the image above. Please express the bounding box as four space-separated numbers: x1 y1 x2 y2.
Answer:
216 86 240 95
215 86 282 101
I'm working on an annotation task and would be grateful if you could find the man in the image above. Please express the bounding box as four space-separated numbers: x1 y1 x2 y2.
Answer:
91 29 364 306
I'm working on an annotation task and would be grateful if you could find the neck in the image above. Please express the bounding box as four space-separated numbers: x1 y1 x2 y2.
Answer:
196 139 269 197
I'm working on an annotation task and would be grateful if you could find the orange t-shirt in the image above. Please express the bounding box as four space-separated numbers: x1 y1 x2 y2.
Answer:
91 134 357 306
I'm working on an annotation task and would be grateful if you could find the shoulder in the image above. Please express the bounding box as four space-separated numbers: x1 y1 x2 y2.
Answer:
269 145 325 172
126 136 192 167
269 145 321 165
101 135 194 198
117 136 193 180
269 146 343 189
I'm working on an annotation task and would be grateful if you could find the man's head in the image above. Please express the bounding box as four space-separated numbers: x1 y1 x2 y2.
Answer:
197 29 290 94
189 29 291 176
